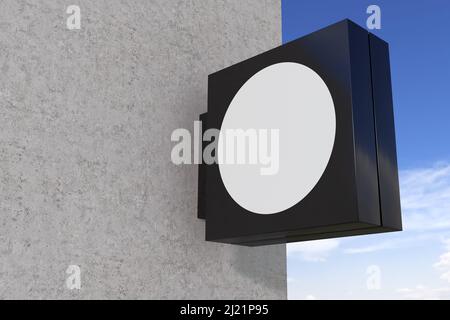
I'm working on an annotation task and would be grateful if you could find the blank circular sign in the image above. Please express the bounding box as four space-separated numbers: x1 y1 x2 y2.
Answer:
218 62 336 214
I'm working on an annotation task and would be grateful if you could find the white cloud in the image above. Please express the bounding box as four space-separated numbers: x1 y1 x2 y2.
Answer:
434 239 450 283
305 294 316 300
287 239 339 262
394 239 450 300
397 285 450 300
343 233 441 255
344 240 397 254
400 164 450 231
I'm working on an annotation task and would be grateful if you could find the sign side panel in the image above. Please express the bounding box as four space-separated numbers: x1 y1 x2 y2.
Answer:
369 34 403 231
347 21 381 226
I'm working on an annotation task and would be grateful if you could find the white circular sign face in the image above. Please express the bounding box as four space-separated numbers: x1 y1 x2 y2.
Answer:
218 62 336 214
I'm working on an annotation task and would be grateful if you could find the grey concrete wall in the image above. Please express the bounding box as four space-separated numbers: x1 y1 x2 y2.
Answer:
0 0 286 299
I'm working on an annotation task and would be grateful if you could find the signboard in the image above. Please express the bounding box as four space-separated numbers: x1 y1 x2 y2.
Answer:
198 19 402 246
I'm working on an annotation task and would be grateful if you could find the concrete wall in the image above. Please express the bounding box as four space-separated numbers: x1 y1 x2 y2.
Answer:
0 0 286 299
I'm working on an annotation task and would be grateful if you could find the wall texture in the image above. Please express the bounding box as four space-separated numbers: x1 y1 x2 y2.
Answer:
0 0 286 299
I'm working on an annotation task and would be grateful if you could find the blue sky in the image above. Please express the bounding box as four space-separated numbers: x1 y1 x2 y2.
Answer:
283 0 450 299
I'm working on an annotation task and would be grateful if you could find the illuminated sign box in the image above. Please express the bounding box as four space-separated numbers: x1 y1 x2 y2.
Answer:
199 20 402 246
